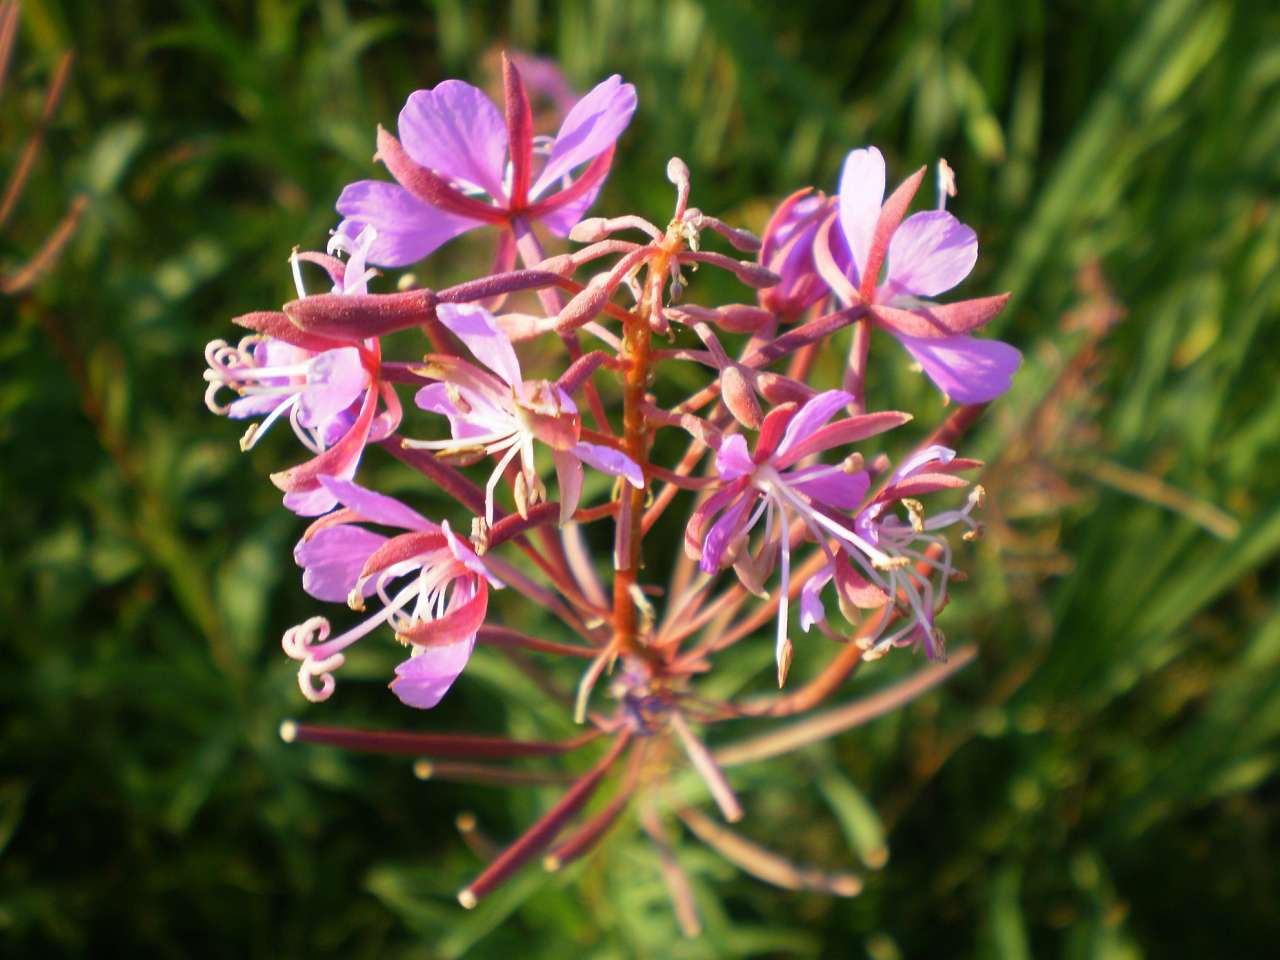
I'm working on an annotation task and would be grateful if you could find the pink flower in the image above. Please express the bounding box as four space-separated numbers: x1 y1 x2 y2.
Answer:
336 57 637 267
800 444 984 660
685 389 909 683
284 477 502 708
406 303 643 525
203 228 402 515
823 147 1021 403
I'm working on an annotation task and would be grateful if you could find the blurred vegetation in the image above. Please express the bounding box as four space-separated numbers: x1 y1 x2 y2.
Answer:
2 0 1278 956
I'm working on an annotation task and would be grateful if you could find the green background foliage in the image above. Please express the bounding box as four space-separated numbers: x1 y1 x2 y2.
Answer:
3 0 1278 956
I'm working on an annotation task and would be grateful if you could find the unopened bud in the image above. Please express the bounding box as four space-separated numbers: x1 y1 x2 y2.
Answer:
725 259 781 289
556 278 610 331
714 304 772 333
568 218 609 243
757 372 815 405
721 366 762 429
695 214 762 253
535 254 575 276
666 156 691 188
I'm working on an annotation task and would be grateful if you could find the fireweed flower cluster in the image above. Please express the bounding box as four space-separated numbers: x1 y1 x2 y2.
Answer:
204 54 1020 926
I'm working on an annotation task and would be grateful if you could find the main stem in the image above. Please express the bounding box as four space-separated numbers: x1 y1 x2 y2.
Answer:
613 240 679 658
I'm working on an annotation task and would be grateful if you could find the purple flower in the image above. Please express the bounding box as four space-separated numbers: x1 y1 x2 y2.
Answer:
757 188 837 319
821 147 1021 403
283 477 502 708
203 228 402 516
685 390 910 684
335 57 637 268
406 303 643 525
800 444 984 660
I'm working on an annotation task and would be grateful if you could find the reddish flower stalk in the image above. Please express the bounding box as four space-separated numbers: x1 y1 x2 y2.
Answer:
457 729 633 907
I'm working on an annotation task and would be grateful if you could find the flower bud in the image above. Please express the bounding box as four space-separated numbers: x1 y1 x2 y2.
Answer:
721 366 762 429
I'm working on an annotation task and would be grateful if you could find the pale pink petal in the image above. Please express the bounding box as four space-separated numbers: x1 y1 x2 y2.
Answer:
884 210 977 298
318 476 434 531
398 81 509 199
837 146 885 285
553 448 585 522
295 525 387 602
413 383 505 440
297 348 368 428
391 638 475 708
897 333 1021 403
530 75 637 198
701 491 755 573
538 181 604 236
837 559 890 608
572 441 643 488
891 445 956 482
775 411 911 468
799 565 834 632
283 484 343 517
775 389 854 460
335 182 480 267
789 466 870 511
436 303 523 387
715 433 754 481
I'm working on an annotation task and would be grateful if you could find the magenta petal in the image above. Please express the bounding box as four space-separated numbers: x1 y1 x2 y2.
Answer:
837 147 885 285
715 434 754 481
318 476 434 531
763 193 832 315
531 75 637 198
295 525 388 602
701 491 755 573
390 638 476 709
799 565 834 632
775 389 854 460
283 483 342 517
897 333 1022 403
572 441 643 488
398 80 509 200
885 210 977 298
789 466 870 511
336 181 480 267
539 180 605 236
436 303 523 388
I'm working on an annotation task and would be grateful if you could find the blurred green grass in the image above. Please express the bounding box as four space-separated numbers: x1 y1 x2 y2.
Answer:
2 0 1278 956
